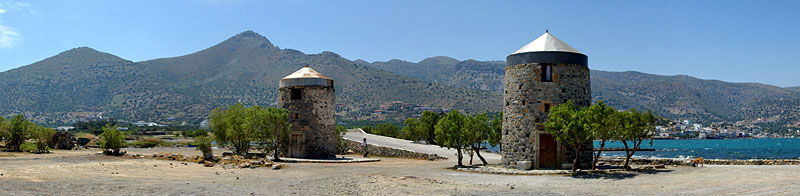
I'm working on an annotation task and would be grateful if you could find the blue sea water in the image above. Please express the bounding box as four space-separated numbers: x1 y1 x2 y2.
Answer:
485 138 800 160
596 138 800 160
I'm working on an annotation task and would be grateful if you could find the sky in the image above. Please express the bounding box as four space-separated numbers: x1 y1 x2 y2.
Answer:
0 0 798 87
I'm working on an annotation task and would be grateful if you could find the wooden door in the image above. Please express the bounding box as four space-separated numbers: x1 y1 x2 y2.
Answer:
539 134 558 168
290 133 305 157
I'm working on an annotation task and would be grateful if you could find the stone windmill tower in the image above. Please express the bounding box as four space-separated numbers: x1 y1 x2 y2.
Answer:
501 31 593 169
278 65 336 159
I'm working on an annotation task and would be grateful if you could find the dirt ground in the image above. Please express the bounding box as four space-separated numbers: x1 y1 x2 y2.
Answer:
1 148 799 196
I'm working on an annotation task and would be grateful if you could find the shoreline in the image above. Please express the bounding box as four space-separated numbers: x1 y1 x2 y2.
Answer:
600 157 800 166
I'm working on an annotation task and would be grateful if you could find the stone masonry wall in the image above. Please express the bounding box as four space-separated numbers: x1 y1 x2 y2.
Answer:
502 62 593 169
278 85 336 159
342 139 446 160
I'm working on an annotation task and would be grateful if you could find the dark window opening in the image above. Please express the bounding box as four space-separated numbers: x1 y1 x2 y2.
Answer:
290 88 302 100
292 113 299 119
541 65 553 82
544 103 551 112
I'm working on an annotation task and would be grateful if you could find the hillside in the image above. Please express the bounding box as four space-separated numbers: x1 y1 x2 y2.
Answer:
364 58 800 128
0 31 501 125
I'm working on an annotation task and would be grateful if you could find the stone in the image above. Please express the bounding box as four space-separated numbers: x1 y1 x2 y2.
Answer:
517 161 532 170
204 161 216 167
238 162 250 168
272 164 283 170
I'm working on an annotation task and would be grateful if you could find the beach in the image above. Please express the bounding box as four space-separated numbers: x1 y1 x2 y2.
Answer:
1 148 799 195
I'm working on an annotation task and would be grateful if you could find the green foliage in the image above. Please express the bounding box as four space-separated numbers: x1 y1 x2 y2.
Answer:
210 103 290 158
195 136 213 160
127 137 164 148
6 115 30 152
401 118 419 141
30 126 55 153
463 114 490 165
210 103 251 155
435 110 466 167
544 101 594 171
615 109 657 169
100 125 126 156
418 111 441 144
583 101 619 169
488 112 503 147
182 129 209 138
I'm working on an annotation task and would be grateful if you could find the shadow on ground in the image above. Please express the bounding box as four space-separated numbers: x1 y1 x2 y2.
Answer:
569 167 675 180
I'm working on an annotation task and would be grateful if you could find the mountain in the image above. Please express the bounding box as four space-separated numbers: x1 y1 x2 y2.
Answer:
364 58 800 130
0 31 500 125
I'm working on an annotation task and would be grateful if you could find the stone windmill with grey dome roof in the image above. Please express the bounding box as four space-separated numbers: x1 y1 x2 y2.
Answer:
501 31 593 169
278 65 336 159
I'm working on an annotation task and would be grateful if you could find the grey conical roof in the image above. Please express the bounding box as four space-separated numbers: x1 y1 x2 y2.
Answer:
512 32 582 55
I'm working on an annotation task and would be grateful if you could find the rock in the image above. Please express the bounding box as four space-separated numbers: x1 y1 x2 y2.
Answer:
516 161 532 170
347 149 355 154
655 164 666 169
204 161 216 167
238 162 251 168
272 164 283 170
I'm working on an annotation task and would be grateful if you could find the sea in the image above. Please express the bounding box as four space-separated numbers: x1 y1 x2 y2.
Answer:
485 138 800 160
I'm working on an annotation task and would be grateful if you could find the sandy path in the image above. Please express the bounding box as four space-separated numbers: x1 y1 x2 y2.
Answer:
1 149 799 195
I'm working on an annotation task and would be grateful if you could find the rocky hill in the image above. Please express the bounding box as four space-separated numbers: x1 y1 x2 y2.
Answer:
0 31 500 125
365 58 800 129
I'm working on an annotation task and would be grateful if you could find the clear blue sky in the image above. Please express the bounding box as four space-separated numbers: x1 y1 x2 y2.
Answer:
0 0 798 87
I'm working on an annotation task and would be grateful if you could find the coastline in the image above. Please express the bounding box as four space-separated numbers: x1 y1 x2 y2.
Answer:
600 157 800 166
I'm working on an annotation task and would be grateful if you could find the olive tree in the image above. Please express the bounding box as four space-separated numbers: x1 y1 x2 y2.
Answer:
419 111 440 144
463 114 490 165
617 109 656 170
544 101 594 172
210 103 252 155
488 112 503 152
435 110 466 167
584 101 618 170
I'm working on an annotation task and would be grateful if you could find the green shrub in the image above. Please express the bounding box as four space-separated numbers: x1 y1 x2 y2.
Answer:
195 136 213 160
100 126 126 156
128 137 164 148
31 126 55 153
6 115 30 152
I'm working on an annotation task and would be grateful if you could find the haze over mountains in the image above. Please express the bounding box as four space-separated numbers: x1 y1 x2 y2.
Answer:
1 31 798 131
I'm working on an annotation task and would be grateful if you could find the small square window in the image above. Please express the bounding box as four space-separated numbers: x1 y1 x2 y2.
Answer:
544 103 551 112
290 88 302 100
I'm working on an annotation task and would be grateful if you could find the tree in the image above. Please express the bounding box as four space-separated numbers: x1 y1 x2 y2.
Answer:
419 111 440 144
210 103 252 155
195 136 213 161
401 118 419 141
463 114 490 165
435 110 466 167
6 115 29 152
584 101 618 170
264 107 291 161
488 112 503 151
0 116 7 145
100 125 126 156
544 101 594 172
616 109 656 170
30 126 55 153
246 106 273 155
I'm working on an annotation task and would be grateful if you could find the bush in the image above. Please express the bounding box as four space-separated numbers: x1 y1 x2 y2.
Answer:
31 126 55 153
6 115 30 152
195 136 213 160
100 126 126 156
128 137 164 148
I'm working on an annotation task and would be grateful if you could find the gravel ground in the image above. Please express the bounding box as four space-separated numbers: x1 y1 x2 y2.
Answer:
1 148 799 196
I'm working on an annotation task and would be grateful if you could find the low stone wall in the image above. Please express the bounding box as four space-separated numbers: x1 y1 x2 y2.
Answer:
342 139 446 161
600 157 800 166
